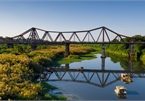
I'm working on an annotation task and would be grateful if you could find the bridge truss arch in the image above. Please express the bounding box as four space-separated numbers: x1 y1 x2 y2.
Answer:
10 26 131 43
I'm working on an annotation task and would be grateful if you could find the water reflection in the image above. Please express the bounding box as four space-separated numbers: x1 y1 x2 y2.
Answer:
106 52 145 71
46 69 145 87
45 55 145 100
44 57 145 88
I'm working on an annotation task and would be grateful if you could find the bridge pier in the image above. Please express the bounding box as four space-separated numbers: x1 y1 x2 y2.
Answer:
129 44 135 59
31 44 37 50
101 57 105 70
101 44 106 58
7 43 14 48
64 43 70 57
101 72 105 88
129 59 134 78
65 64 70 69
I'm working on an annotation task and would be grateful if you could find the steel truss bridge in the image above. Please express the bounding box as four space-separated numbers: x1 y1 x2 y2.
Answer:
43 67 145 88
41 57 145 88
0 26 144 56
0 26 137 44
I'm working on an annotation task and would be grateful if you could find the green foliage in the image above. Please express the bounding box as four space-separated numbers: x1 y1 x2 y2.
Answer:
132 35 145 42
54 52 97 65
0 44 31 54
43 94 52 100
0 45 92 100
32 55 52 67
0 54 43 100
0 53 66 100
36 45 49 50
106 44 129 54
70 44 95 55
140 53 145 65
68 55 80 59
43 94 67 100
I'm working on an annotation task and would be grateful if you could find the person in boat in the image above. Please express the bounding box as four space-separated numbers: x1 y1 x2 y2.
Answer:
40 72 48 81
119 89 126 94
77 67 84 71
45 67 53 73
121 73 129 78
40 73 46 79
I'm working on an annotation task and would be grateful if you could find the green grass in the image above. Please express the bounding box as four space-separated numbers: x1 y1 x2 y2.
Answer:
52 51 98 65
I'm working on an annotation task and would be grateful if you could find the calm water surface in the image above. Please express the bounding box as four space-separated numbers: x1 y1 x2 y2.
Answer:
47 54 145 100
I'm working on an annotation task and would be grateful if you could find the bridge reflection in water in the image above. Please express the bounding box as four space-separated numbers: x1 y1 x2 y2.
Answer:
44 58 145 88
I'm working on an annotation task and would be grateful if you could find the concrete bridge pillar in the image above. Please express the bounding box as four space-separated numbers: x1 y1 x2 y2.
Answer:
101 57 105 70
31 44 37 50
101 72 105 88
65 64 70 69
7 43 14 48
129 44 135 60
129 44 135 59
101 56 105 87
129 59 134 78
101 44 106 58
129 60 134 71
64 43 70 57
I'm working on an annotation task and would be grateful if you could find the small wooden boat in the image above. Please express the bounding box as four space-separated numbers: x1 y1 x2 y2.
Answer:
121 73 129 78
120 73 132 83
114 85 127 95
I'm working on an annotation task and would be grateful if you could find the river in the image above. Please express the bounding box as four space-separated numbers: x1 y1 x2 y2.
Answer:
47 54 145 100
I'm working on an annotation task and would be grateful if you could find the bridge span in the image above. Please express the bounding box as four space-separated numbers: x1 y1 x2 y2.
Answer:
0 26 143 57
40 68 145 88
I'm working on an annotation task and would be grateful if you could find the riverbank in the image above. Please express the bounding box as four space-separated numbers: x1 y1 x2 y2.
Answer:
35 81 67 100
106 50 128 57
51 51 99 65
1 44 145 100
0 44 97 100
32 45 99 100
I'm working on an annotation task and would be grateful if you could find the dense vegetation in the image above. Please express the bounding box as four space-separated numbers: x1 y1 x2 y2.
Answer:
0 44 95 100
82 35 145 71
0 54 44 100
0 35 145 100
83 35 145 59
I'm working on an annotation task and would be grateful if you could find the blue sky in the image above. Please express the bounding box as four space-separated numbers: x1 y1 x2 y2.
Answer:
0 0 145 38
